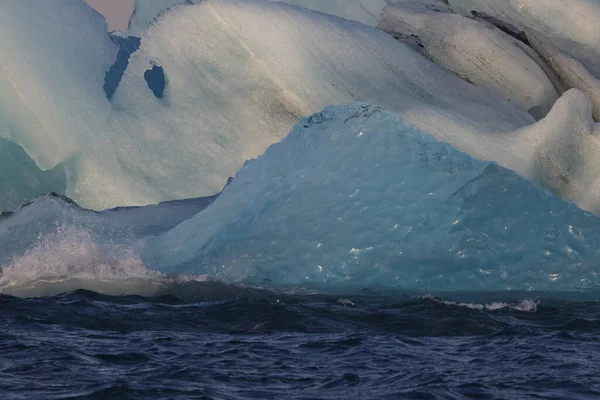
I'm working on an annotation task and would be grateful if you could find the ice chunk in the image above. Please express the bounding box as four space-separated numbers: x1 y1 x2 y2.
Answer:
447 0 600 78
0 0 117 170
107 0 532 208
379 2 558 118
142 104 600 291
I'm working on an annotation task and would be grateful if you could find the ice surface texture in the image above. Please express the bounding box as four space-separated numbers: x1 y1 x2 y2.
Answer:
142 104 600 292
447 0 600 78
2 104 600 294
379 2 558 119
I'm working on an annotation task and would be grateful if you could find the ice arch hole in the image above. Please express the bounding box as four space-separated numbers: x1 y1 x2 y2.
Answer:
103 35 141 100
144 63 166 99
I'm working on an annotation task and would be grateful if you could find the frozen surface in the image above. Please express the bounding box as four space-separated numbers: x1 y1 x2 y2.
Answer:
447 0 600 78
108 0 532 207
142 104 600 291
379 2 558 118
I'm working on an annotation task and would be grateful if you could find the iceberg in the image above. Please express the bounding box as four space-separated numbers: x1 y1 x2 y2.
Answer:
2 103 600 295
142 104 600 292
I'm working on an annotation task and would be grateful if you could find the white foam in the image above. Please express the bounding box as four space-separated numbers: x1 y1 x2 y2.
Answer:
0 225 164 297
426 296 539 312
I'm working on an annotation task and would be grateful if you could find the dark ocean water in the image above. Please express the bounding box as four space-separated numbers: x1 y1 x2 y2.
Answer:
1 285 599 399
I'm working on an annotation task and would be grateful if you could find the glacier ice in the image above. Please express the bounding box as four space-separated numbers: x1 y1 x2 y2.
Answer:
142 104 600 292
266 0 391 27
379 2 558 118
1 0 600 217
107 0 532 208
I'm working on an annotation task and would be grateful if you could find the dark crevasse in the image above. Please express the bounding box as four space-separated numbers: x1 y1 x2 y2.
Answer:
104 35 141 100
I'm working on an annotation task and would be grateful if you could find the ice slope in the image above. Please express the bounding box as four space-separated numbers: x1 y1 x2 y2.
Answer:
447 0 600 78
142 104 600 292
109 0 533 206
378 2 558 119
